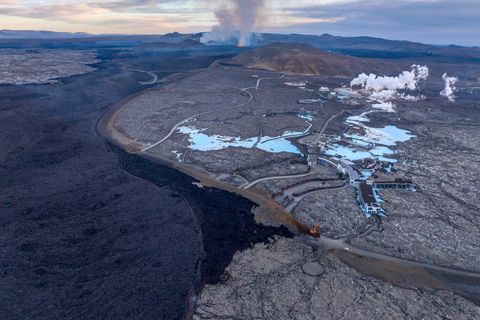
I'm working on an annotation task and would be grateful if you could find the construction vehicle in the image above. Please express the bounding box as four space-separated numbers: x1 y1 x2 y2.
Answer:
309 224 321 238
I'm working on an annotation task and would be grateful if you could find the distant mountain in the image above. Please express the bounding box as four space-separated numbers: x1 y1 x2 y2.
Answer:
0 31 205 49
252 33 433 52
0 30 93 39
156 32 203 43
248 33 480 62
136 39 207 51
232 42 396 77
1 30 479 63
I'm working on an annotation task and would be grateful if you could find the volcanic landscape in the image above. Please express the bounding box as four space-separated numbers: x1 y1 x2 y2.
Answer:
1 32 480 320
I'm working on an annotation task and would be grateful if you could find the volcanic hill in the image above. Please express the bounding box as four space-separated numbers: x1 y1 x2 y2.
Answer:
232 42 396 77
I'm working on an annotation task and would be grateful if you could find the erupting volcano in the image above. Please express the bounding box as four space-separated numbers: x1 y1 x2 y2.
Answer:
201 0 265 47
237 38 246 48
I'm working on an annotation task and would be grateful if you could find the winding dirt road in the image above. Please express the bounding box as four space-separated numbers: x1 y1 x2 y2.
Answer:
241 170 319 190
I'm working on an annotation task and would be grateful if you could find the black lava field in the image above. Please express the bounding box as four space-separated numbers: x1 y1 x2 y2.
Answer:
0 48 291 320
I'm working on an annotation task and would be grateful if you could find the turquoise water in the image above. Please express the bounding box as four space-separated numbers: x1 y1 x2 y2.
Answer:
257 137 302 154
325 144 397 162
345 125 415 147
177 113 312 156
377 125 416 145
177 126 304 155
328 114 415 163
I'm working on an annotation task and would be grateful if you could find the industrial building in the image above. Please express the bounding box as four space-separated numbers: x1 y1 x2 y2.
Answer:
284 81 307 87
358 181 384 216
374 178 417 191
298 99 322 104
307 154 318 167
356 178 417 217
319 86 330 92
334 88 363 100
338 159 360 186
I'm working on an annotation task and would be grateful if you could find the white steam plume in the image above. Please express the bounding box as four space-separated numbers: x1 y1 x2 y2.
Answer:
348 65 429 113
441 73 458 102
201 0 265 46
350 65 429 92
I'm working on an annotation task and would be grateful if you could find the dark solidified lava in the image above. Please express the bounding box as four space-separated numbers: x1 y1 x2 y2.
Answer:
112 145 293 300
0 47 292 320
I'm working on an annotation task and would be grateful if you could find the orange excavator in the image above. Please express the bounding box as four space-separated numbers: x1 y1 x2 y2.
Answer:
309 224 321 238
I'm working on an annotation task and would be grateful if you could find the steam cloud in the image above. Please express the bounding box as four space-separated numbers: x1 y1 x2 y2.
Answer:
351 65 429 92
350 65 429 104
348 65 430 113
440 73 458 102
201 0 265 46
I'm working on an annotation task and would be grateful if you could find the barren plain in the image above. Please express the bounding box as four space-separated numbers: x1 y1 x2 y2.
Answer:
0 49 100 84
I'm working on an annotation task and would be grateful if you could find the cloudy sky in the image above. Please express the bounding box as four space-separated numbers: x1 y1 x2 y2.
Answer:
0 0 479 46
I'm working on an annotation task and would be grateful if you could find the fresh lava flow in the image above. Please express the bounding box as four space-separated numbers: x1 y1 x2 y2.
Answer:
237 39 246 48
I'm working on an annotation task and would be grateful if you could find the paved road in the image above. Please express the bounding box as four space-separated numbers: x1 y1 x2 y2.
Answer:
284 183 347 212
128 68 159 85
255 75 286 89
312 109 347 148
260 123 313 144
282 180 329 197
241 170 319 190
315 236 480 279
340 220 383 241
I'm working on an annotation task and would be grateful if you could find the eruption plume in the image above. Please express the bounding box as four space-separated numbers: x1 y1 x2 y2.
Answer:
201 0 265 46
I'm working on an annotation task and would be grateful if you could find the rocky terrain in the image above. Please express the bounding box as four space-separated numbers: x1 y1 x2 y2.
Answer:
0 49 101 84
349 95 480 272
107 43 480 318
194 237 480 320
